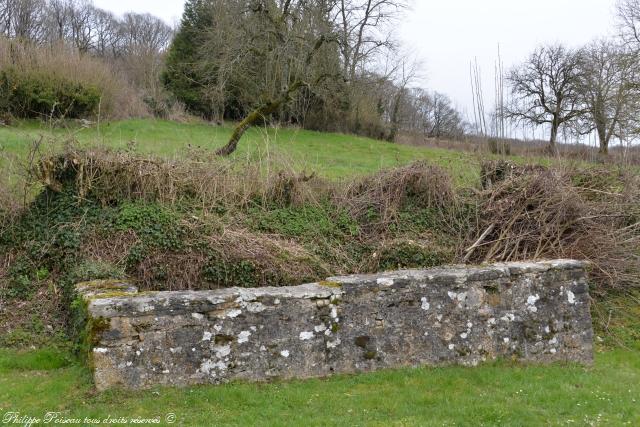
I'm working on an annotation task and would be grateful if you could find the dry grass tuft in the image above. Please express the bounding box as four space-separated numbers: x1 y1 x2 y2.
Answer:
130 229 330 291
340 161 456 231
35 148 334 214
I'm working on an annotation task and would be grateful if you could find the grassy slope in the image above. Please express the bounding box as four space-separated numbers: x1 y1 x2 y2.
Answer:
0 119 480 184
0 348 638 426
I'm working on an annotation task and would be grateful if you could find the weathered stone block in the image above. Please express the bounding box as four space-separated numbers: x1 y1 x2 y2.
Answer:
75 260 594 390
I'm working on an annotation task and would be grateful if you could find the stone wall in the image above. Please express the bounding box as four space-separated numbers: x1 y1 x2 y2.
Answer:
76 260 594 390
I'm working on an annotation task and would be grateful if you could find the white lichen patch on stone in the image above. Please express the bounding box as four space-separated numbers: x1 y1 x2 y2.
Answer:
199 359 227 375
421 297 430 311
503 337 510 343
327 338 341 349
138 302 154 313
246 302 266 313
567 290 576 304
191 313 204 320
199 359 215 375
314 324 327 333
447 291 468 305
226 309 242 318
460 332 468 339
500 313 515 322
202 331 212 341
377 278 394 287
487 318 496 325
299 331 314 341
280 350 290 358
94 347 108 353
448 344 455 350
526 294 540 313
214 345 231 358
237 330 251 344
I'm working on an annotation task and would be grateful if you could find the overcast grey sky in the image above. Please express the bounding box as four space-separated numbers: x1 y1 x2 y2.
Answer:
93 0 619 123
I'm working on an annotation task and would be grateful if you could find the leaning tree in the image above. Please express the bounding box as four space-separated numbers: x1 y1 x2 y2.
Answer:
214 0 341 156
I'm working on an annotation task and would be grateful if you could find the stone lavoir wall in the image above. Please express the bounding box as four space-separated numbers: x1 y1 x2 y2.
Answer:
76 260 594 390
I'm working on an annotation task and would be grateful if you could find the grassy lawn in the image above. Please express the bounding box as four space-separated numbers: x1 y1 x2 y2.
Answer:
0 119 481 185
0 347 638 426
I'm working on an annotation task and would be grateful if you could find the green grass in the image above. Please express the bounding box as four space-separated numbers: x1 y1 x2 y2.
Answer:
0 119 480 184
0 348 639 426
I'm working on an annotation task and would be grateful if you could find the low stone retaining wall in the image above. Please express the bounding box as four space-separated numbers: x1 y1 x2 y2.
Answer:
76 260 593 390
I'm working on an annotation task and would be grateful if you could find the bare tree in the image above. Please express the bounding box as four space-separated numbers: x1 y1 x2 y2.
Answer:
67 0 95 53
575 39 640 155
0 0 47 41
408 89 465 139
505 44 583 152
386 56 419 142
119 12 172 57
91 7 120 57
334 0 407 83
617 0 640 48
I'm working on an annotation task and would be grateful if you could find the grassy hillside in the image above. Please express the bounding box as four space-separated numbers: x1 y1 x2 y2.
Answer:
0 119 481 185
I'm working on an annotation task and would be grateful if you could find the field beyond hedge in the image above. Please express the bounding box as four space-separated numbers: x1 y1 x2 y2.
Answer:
0 119 481 184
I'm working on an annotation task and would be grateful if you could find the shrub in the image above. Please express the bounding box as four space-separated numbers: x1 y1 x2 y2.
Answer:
0 38 148 119
0 67 101 119
371 240 452 272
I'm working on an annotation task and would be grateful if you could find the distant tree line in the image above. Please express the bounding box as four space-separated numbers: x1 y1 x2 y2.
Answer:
0 0 468 147
0 0 172 56
0 0 173 115
505 0 640 155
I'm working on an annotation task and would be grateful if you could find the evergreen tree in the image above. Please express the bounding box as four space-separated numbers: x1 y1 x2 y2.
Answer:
162 0 215 117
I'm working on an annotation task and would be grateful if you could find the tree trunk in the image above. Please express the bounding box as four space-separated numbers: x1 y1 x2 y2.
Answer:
387 89 404 142
596 124 609 155
549 118 559 154
216 82 305 156
215 100 283 156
